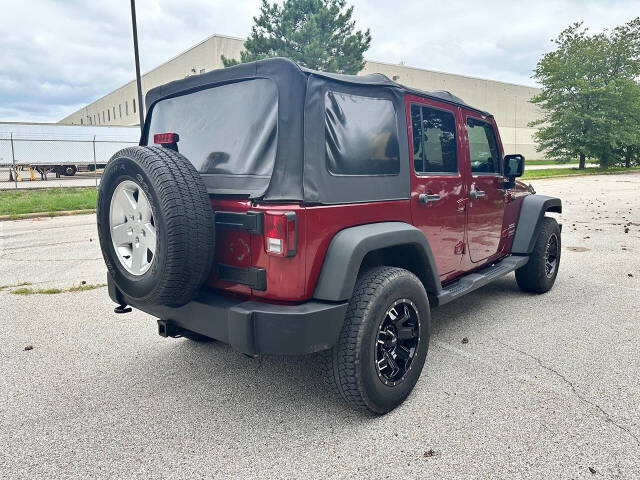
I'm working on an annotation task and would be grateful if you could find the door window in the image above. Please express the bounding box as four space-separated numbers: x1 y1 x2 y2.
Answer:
466 117 501 174
411 104 457 174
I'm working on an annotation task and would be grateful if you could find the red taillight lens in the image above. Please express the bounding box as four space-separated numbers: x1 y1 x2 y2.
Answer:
153 132 179 144
264 211 297 257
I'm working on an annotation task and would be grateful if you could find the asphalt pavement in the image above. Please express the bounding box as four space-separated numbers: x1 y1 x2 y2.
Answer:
1 173 639 479
0 167 100 190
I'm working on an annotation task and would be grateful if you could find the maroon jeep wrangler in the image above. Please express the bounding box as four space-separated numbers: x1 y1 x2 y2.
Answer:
97 58 561 414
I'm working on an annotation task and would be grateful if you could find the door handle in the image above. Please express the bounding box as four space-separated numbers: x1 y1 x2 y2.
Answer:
419 193 441 204
469 190 486 200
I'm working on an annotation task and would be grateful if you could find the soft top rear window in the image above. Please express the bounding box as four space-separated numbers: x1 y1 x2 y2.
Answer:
147 78 278 195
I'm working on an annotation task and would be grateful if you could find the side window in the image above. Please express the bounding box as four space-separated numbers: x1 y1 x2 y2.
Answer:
325 91 399 176
466 117 501 174
411 104 457 173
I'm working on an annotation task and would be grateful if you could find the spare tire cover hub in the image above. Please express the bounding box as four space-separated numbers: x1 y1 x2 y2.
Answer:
109 179 156 275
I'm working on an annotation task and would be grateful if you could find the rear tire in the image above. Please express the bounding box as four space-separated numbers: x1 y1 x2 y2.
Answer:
97 146 215 307
321 266 431 414
515 217 561 293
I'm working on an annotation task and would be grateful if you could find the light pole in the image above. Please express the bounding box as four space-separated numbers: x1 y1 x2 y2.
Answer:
130 0 145 130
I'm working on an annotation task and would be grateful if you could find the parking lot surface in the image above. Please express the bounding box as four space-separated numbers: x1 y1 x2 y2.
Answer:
1 173 639 479
0 167 100 190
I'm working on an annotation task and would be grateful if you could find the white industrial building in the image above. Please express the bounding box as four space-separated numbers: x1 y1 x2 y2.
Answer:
60 34 543 159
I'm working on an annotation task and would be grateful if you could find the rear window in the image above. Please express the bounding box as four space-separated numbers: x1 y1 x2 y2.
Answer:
147 79 278 179
325 91 399 176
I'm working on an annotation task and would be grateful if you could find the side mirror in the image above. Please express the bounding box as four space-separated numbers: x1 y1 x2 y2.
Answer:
504 154 525 178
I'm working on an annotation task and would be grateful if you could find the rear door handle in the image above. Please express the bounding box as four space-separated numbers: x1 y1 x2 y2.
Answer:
419 193 441 204
469 190 486 200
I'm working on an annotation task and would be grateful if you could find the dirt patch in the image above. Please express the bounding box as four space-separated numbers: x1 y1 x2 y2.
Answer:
566 246 590 252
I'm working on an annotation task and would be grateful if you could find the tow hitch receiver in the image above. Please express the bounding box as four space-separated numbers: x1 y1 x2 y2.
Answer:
157 319 184 338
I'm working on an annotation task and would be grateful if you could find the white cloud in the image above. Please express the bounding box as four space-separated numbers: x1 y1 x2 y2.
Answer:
0 0 637 122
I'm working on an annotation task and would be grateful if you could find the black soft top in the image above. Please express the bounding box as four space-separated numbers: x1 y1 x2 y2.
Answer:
143 58 490 203
145 57 485 115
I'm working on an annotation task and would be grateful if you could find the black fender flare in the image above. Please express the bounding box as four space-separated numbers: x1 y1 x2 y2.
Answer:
312 222 442 302
510 194 562 255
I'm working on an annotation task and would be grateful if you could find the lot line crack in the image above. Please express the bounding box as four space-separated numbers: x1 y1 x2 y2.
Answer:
491 337 640 447
1 239 90 251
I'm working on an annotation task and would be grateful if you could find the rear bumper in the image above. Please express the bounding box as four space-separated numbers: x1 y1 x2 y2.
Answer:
107 274 348 355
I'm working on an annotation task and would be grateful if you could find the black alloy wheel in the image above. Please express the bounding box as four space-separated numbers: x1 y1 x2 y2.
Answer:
544 233 559 278
375 299 421 387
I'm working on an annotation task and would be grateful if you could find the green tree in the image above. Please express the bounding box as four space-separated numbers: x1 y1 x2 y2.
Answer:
221 0 371 74
529 18 640 168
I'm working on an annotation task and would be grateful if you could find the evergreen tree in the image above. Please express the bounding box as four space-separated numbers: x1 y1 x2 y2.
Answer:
222 0 371 74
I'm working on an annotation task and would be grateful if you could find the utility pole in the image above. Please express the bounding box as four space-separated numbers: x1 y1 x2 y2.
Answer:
130 0 145 130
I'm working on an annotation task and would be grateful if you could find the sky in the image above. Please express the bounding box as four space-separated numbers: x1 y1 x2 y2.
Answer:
0 0 637 122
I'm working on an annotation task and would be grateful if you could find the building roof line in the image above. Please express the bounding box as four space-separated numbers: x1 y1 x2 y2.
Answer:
141 33 243 79
365 59 541 91
61 34 244 121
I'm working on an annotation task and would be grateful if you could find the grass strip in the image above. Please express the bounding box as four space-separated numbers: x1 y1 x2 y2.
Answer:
10 283 106 295
525 159 564 166
0 187 98 217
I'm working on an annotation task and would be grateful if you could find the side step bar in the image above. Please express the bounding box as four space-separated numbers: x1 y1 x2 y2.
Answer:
436 255 529 306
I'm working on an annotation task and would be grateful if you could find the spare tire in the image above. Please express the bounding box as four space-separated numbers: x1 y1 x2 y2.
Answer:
97 146 215 307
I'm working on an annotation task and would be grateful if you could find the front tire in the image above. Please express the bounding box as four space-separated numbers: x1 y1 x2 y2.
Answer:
322 266 431 414
515 216 561 293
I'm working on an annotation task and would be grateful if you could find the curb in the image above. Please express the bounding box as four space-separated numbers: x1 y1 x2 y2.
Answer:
0 209 96 222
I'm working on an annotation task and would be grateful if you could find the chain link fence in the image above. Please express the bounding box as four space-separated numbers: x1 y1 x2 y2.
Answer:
0 124 139 190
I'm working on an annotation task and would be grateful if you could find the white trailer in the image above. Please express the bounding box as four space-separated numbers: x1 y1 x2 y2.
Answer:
0 122 139 181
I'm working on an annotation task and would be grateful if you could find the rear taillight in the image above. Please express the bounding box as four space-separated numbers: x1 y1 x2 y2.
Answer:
153 132 179 144
264 211 297 257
